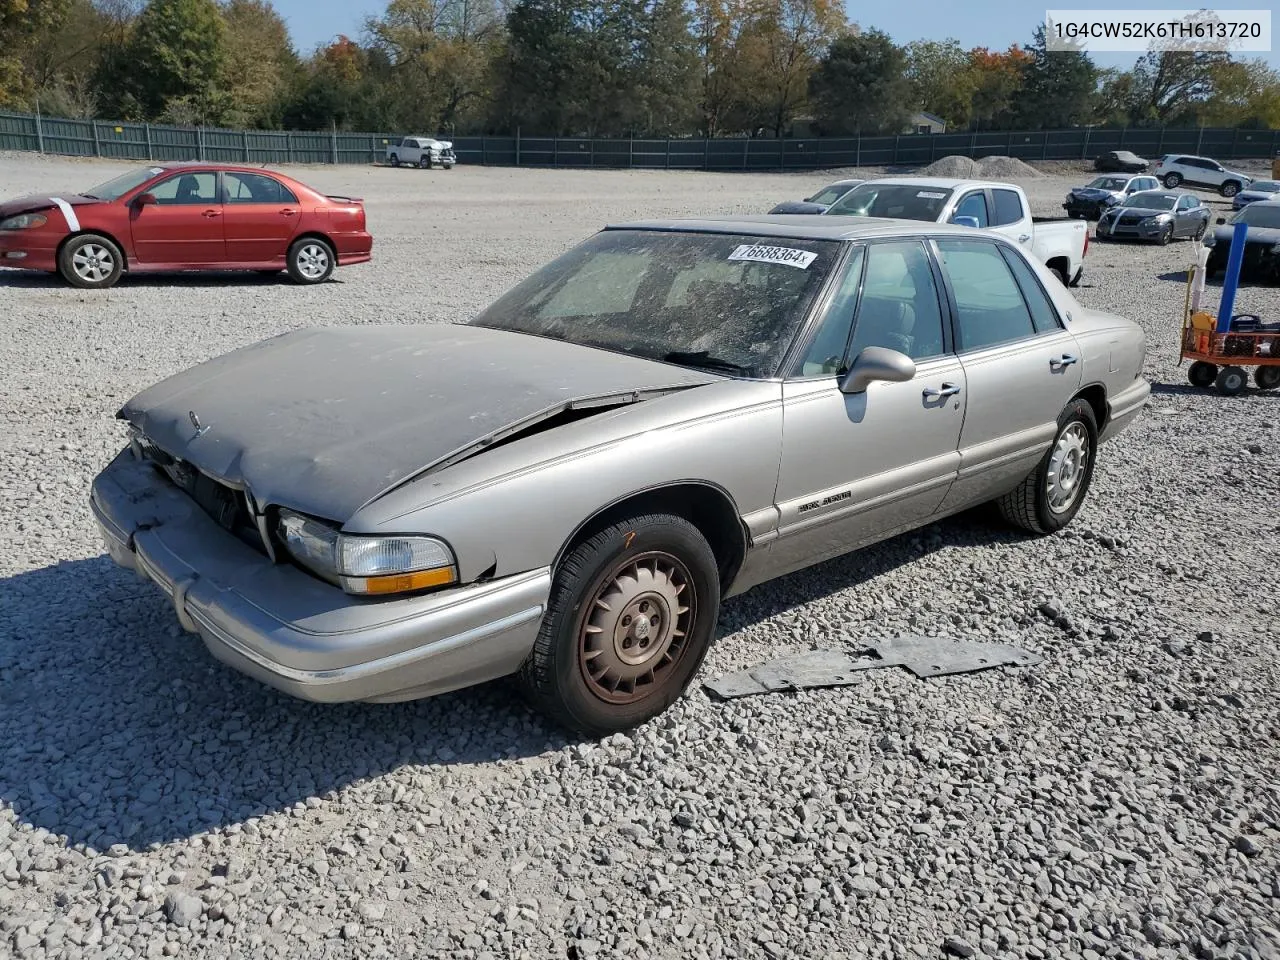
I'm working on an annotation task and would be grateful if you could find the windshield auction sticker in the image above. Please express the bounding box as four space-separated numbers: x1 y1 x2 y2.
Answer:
728 244 817 269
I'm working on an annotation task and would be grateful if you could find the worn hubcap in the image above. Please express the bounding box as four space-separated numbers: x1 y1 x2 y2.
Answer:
1047 422 1090 514
296 244 329 280
73 244 114 282
578 553 696 704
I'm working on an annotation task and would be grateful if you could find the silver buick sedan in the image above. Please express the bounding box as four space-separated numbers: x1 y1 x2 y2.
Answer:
90 217 1150 735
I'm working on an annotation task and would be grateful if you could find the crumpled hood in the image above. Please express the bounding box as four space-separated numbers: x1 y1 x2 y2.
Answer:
769 200 828 215
118 325 715 521
1069 187 1120 201
0 194 100 218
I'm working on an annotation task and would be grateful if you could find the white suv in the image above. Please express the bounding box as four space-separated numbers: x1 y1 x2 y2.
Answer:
1152 155 1252 197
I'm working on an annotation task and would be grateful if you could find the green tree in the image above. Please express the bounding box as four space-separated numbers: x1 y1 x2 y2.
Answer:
903 39 975 130
128 0 228 120
1129 49 1229 125
809 28 910 135
1012 25 1096 129
0 0 75 106
220 0 298 128
634 0 699 135
735 0 845 136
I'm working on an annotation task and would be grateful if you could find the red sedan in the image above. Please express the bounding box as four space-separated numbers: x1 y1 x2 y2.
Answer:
0 163 372 289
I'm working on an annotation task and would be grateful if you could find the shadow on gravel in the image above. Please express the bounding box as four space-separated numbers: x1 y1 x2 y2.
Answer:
0 510 1022 852
0 556 572 853
0 271 331 290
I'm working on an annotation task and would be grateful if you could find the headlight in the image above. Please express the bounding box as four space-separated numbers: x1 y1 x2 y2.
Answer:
1141 215 1171 225
277 509 457 596
0 213 48 230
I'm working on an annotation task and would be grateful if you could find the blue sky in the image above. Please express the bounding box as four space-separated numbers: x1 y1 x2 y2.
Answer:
277 0 1279 68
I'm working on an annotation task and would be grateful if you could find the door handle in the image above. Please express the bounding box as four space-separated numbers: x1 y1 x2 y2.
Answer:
280 208 298 217
1050 354 1079 369
1018 234 1031 243
922 382 962 399
202 209 221 218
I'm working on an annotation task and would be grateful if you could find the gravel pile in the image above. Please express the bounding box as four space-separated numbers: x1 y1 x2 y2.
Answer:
1 156 1278 960
918 155 1046 180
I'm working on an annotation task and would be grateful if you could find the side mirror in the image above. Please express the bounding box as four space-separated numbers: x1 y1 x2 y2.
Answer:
1216 217 1226 225
838 346 916 395
952 215 980 229
134 192 157 207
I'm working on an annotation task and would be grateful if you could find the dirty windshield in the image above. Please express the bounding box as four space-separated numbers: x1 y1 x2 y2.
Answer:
469 229 839 378
1122 193 1176 210
825 183 954 220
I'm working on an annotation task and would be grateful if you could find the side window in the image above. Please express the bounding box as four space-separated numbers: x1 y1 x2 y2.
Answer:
149 172 218 205
224 172 298 204
936 239 1037 351
998 246 1061 334
991 189 1023 226
799 246 866 376
1177 195 1194 210
846 241 947 362
953 191 989 227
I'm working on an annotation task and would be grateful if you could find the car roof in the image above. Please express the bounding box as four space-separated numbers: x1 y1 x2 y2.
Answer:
151 161 290 175
605 215 1007 242
1247 199 1280 207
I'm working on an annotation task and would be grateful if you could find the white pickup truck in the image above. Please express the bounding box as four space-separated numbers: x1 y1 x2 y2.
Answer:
823 178 1089 286
385 136 456 170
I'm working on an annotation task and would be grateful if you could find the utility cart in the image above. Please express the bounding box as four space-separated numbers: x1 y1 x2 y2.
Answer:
1179 220 1280 396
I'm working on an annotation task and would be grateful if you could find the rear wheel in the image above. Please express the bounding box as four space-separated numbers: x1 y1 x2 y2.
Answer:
997 399 1098 535
518 513 720 736
286 238 335 284
1255 366 1280 390
1215 365 1247 396
1163 173 1182 188
1188 361 1218 387
1050 264 1069 286
58 234 124 290
389 154 400 167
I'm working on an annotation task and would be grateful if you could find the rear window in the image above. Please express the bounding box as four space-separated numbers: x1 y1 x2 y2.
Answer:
826 183 955 220
470 229 840 378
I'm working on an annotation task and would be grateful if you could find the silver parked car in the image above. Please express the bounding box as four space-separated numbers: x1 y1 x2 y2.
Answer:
90 217 1150 734
1095 190 1210 244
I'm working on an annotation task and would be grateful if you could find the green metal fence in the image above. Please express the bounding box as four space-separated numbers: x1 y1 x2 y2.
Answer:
1 111 1277 170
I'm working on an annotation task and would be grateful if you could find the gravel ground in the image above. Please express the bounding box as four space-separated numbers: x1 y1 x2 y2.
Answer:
1 154 1278 960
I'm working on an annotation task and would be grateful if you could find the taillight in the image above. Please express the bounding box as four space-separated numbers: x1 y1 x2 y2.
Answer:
1083 230 1089 257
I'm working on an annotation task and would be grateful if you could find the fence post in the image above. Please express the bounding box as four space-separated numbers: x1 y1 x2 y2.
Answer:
197 126 205 161
1119 126 1127 150
969 130 977 158
515 127 521 166
815 138 822 170
242 129 250 163
144 123 152 161
1195 126 1203 154
743 138 749 170
480 136 487 165
331 121 337 164
91 121 101 157
370 134 376 164
1157 127 1165 155
855 133 860 169
702 137 708 171
1006 131 1012 155
1231 127 1240 159
590 137 595 168
894 135 901 164
286 131 293 162
553 137 558 167
929 135 935 163
665 137 671 170
34 103 44 154
1082 127 1090 160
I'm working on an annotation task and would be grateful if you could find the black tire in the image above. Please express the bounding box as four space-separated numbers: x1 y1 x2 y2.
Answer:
58 233 124 290
1193 220 1207 241
1163 173 1182 189
1050 264 1069 286
997 399 1098 535
518 513 720 736
1188 361 1218 387
1206 255 1225 278
389 154 399 167
1158 223 1174 246
1255 366 1280 390
1215 365 1247 396
418 156 430 169
286 237 335 284
1220 181 1241 198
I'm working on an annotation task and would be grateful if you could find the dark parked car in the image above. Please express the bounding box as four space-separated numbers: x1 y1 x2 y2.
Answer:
1094 151 1150 173
1094 191 1210 244
1204 200 1280 282
769 179 864 214
1063 174 1160 220
1232 179 1280 211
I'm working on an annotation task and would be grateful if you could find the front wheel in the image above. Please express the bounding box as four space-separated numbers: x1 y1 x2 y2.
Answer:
1221 181 1241 198
286 238 335 284
1193 220 1207 241
518 513 720 736
418 156 431 169
997 399 1098 535
58 234 124 289
1163 173 1182 188
1158 223 1174 246
1215 365 1247 396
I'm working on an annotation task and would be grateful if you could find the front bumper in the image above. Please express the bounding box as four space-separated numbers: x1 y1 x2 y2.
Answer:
90 449 550 703
1095 219 1168 241
1064 200 1107 220
0 229 59 271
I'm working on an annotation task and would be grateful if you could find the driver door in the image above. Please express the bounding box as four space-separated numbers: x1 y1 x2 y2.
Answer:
768 240 966 577
129 171 225 264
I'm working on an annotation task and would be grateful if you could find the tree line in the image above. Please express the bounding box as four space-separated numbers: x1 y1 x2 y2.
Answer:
2 0 1278 136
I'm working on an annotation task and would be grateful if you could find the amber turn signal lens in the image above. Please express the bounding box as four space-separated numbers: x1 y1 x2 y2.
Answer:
343 566 457 596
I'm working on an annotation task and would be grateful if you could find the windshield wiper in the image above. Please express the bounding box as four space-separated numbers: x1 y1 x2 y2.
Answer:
660 351 752 376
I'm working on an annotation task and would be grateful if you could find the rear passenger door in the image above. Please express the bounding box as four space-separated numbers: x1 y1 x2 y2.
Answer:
221 172 301 263
989 187 1031 249
932 238 1082 514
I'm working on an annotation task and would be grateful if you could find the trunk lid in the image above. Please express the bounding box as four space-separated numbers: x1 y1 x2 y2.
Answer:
119 324 714 521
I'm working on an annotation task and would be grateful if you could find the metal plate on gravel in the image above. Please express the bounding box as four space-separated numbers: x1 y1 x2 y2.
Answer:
704 636 1042 700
